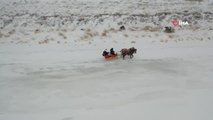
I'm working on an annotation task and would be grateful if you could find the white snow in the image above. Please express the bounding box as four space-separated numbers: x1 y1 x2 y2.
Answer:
0 0 213 120
1 40 213 120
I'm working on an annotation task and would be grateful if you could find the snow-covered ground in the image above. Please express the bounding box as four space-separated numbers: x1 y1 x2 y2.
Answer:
1 40 213 120
0 0 213 120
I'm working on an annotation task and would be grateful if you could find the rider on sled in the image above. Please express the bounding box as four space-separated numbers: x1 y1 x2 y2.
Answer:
102 48 116 56
110 48 115 55
102 49 109 56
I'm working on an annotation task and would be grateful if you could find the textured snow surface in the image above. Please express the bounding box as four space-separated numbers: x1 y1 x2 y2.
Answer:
0 42 213 120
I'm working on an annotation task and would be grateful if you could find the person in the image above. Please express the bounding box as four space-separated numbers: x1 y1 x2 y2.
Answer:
102 49 109 56
110 48 115 55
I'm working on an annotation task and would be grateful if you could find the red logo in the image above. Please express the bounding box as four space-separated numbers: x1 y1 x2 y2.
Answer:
172 20 179 26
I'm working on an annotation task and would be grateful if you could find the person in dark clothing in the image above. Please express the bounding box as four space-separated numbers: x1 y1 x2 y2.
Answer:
102 49 109 56
110 48 115 55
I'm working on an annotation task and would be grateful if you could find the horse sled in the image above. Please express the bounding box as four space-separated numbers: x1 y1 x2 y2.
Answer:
103 47 137 60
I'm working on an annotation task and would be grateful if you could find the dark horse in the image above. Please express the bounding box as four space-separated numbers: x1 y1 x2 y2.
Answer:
121 47 137 60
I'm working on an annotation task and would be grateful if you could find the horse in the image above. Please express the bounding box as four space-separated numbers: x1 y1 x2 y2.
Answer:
121 47 137 60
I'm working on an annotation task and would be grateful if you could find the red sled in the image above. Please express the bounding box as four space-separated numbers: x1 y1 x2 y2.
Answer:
104 54 118 59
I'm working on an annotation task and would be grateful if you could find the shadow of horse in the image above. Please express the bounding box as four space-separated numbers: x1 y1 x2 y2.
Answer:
121 47 137 60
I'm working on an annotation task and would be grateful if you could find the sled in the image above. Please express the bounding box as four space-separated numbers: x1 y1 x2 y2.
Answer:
103 51 121 60
104 54 118 60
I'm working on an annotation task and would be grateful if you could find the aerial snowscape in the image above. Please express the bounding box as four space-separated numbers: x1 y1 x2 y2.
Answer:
0 0 213 120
